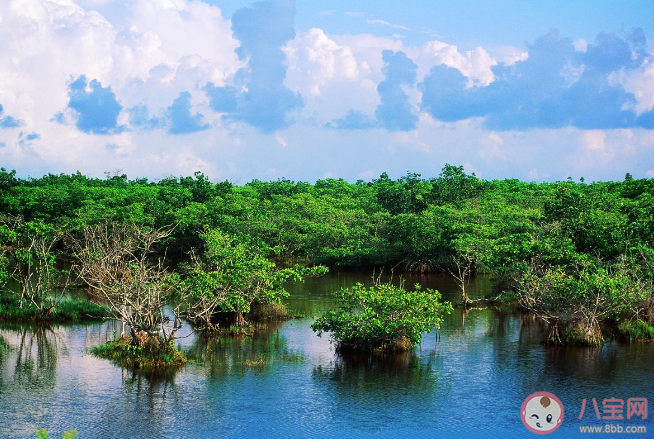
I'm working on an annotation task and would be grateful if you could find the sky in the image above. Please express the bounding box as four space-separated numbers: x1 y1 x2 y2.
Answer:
1 0 654 183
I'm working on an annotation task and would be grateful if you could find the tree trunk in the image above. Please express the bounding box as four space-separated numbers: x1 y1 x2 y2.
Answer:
546 319 562 345
234 310 247 327
133 330 151 347
461 288 470 308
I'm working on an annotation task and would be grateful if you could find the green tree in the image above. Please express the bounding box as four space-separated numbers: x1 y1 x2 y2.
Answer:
312 280 452 352
181 229 326 329
429 164 483 205
515 251 647 345
0 218 69 315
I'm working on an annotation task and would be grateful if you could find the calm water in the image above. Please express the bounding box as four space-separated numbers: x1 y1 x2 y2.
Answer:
0 272 652 438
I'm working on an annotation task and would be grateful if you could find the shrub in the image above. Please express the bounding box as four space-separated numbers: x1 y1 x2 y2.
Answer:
311 281 452 352
91 336 187 371
617 319 654 341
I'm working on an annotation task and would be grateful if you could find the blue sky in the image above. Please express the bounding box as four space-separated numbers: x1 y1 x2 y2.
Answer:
213 1 654 48
0 0 653 182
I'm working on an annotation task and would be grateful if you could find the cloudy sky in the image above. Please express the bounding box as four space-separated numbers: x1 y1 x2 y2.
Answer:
1 0 653 182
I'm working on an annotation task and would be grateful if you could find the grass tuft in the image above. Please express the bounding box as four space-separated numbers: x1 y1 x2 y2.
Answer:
0 294 109 322
617 319 654 341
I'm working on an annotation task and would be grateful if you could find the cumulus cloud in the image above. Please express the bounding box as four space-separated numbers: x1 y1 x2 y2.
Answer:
166 92 210 135
610 46 654 115
375 50 418 131
420 28 654 131
0 105 24 129
413 40 498 87
0 0 241 172
65 75 124 135
417 41 497 86
0 0 652 183
204 85 239 114
325 110 379 130
18 132 41 148
284 28 359 96
205 0 303 133
289 32 401 124
128 104 165 130
113 0 241 91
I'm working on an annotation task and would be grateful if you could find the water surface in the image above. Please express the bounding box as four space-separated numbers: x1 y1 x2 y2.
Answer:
0 271 652 438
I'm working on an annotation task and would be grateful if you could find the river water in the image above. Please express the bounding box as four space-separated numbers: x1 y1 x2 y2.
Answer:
0 271 652 438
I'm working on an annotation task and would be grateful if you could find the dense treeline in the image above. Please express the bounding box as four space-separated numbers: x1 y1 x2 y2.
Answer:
1 165 653 346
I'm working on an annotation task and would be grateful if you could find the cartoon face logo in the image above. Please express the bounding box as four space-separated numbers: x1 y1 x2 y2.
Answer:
521 392 564 434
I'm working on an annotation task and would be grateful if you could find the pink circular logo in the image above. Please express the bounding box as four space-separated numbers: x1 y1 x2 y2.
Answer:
521 392 564 434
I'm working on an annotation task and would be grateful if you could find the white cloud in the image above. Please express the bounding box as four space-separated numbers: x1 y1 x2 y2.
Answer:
389 130 430 153
479 132 505 160
0 0 241 173
0 0 116 127
365 19 410 31
275 135 287 148
416 40 497 86
0 1 651 185
582 130 607 152
573 38 588 52
75 0 117 6
284 32 403 124
123 0 240 82
284 28 359 96
575 129 646 174
497 47 528 66
609 56 654 114
561 61 585 86
332 33 403 82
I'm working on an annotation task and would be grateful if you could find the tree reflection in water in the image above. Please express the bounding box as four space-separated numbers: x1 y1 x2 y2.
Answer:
185 321 304 381
0 324 61 389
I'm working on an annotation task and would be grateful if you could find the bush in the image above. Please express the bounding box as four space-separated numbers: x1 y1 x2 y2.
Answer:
311 281 452 352
618 319 654 341
91 336 187 371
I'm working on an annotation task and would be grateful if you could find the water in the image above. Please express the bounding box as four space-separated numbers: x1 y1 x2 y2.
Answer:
0 272 652 438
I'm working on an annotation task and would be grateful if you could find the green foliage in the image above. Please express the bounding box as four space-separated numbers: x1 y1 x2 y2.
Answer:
618 319 654 341
0 294 108 321
429 163 484 205
181 228 327 329
91 336 186 371
312 281 453 352
515 252 650 345
0 218 70 314
2 166 654 345
36 428 78 439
